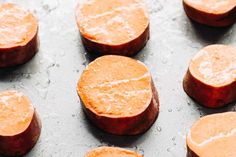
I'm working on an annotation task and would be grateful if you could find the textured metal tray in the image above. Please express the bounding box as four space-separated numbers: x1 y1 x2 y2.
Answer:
0 0 236 156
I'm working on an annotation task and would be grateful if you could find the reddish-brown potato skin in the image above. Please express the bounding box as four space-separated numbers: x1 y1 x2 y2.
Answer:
0 111 41 156
80 79 159 135
187 146 198 157
183 69 236 108
183 1 236 27
0 31 39 68
81 25 149 56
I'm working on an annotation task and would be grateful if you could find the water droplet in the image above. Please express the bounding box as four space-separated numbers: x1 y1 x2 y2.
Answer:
162 58 168 64
156 126 162 132
138 148 144 155
60 51 65 57
25 73 31 79
43 4 49 11
172 137 175 141
177 107 182 111
82 61 87 66
39 59 44 64
167 148 171 152
199 111 204 117
168 109 172 112
187 100 191 105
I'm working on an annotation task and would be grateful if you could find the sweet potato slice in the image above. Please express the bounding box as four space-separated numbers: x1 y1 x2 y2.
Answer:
0 3 39 68
183 0 236 27
75 0 149 56
85 147 143 157
187 112 236 157
183 45 236 108
0 90 41 156
77 55 159 135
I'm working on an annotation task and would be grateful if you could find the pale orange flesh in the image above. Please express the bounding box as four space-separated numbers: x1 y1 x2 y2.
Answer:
187 112 236 157
78 55 152 117
0 3 38 48
189 45 236 87
76 0 149 45
184 0 236 14
0 90 34 136
85 147 143 157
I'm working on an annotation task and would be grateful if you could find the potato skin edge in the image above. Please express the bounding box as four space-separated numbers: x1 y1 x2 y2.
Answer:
187 146 199 157
183 69 236 108
183 1 236 27
80 24 150 56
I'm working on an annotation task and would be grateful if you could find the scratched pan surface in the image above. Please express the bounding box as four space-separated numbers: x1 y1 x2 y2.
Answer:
0 0 236 156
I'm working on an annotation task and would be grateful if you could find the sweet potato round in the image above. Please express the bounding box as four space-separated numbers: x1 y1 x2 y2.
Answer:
75 0 149 56
183 44 236 108
77 55 159 135
0 3 39 68
0 90 41 156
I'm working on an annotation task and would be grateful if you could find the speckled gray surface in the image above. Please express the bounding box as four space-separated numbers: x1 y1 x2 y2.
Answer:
0 0 236 156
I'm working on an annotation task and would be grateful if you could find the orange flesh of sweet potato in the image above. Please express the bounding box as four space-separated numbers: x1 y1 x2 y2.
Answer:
85 147 143 157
